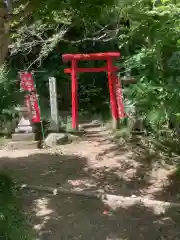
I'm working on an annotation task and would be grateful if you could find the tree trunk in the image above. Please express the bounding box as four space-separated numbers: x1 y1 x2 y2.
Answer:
0 1 10 65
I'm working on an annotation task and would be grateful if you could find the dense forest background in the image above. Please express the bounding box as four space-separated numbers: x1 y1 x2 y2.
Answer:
1 0 180 151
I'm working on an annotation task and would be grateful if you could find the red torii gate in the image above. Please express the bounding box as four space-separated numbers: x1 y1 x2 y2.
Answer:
62 52 125 130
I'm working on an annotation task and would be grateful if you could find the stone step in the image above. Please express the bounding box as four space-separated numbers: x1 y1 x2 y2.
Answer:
12 133 36 142
7 141 39 150
80 123 102 129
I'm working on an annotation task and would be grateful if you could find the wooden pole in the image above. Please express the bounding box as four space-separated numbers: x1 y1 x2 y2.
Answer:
107 58 119 129
71 59 78 130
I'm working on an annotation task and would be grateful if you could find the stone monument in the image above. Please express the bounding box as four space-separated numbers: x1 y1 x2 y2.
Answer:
49 77 59 132
15 106 33 133
7 105 39 149
7 70 43 149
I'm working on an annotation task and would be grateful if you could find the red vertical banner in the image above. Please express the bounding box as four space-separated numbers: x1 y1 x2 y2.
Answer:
19 72 35 92
20 72 41 123
25 93 41 123
115 76 125 119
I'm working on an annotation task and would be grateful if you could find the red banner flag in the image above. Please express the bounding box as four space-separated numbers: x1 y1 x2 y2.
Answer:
20 72 35 92
20 72 41 123
25 93 41 123
115 77 126 118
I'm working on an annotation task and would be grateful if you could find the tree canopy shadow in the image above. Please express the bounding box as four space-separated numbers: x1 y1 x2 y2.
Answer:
93 134 179 200
23 191 180 240
0 151 180 239
154 169 180 203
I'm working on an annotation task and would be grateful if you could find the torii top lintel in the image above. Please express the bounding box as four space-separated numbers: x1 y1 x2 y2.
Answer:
62 52 120 62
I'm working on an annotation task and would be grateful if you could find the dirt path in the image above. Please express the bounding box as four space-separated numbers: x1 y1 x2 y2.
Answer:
0 121 180 239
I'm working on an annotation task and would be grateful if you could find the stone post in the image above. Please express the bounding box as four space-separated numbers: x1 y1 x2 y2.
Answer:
49 77 59 132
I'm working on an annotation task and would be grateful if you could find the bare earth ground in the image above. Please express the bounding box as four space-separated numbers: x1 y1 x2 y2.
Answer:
0 122 180 239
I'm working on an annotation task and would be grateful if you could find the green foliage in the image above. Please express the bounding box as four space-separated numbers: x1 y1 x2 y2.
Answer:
10 0 116 64
8 0 118 119
118 0 180 140
5 0 180 152
0 66 18 123
16 0 113 20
